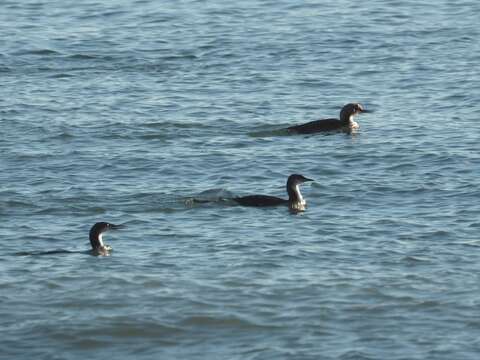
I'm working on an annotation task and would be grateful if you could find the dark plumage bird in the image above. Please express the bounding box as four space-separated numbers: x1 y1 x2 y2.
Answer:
89 222 125 256
233 174 313 212
286 103 370 134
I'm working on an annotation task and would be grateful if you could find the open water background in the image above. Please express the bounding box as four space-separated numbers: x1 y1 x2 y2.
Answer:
1 0 480 359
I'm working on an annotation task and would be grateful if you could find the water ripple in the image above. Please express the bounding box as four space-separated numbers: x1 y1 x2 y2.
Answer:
2 0 480 359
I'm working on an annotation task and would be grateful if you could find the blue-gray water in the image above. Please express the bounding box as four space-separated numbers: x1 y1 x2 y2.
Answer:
1 0 480 359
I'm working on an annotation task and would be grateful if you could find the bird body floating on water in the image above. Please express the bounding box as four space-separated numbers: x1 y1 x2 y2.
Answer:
286 103 370 134
233 174 314 212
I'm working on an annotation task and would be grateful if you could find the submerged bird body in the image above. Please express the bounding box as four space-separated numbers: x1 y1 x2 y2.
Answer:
89 222 124 256
233 195 288 207
287 118 347 133
233 174 313 212
287 103 369 134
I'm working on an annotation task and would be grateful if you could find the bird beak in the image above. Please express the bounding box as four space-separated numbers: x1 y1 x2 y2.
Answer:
110 224 126 230
360 108 372 113
303 177 314 183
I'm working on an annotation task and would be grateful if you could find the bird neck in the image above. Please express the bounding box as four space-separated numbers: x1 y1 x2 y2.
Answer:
287 184 307 212
89 232 103 250
287 184 304 204
340 112 355 124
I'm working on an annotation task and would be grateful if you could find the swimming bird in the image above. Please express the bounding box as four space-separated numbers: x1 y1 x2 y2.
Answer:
233 174 313 212
89 222 125 256
14 222 126 257
286 103 370 134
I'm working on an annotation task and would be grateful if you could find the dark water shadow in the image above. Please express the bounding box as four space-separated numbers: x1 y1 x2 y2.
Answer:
183 188 236 207
248 126 357 138
248 127 290 137
14 250 94 257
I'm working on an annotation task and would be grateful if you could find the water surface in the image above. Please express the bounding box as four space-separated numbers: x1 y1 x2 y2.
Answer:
1 0 480 359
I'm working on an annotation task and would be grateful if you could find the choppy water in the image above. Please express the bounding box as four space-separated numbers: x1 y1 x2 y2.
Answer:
2 0 480 359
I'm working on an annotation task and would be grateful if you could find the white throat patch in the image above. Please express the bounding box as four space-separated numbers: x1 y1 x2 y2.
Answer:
98 233 104 247
295 185 306 205
349 115 360 129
